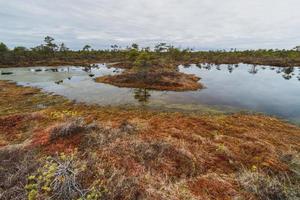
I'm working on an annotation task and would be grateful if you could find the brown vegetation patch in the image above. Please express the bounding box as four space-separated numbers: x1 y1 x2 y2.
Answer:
93 138 200 180
0 113 45 146
0 149 38 200
96 71 202 91
132 141 199 179
188 174 238 200
0 114 27 142
237 169 300 200
49 118 87 141
42 134 82 154
31 119 97 153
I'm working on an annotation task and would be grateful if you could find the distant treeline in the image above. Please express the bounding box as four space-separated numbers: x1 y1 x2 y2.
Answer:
0 36 300 67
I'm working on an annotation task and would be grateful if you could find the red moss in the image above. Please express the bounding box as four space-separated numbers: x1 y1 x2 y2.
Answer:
0 114 27 142
42 134 82 154
30 123 84 154
188 176 238 200
30 129 50 147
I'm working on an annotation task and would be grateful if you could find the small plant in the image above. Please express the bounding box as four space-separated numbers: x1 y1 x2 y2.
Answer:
49 110 78 119
216 143 227 153
25 151 106 200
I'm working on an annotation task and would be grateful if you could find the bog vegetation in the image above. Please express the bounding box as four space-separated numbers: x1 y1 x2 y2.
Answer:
1 36 300 68
0 80 300 200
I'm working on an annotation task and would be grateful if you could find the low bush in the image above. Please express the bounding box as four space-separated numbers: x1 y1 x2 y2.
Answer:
26 151 106 200
238 168 300 200
49 118 95 141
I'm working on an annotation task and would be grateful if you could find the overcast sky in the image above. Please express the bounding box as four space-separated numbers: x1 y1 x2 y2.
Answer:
1 0 300 50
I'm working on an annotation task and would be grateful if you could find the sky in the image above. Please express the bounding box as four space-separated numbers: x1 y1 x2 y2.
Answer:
1 0 300 50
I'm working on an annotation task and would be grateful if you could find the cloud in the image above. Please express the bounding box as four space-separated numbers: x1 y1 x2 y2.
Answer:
1 0 300 50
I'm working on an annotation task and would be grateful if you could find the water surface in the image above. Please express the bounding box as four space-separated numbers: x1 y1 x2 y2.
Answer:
1 63 300 124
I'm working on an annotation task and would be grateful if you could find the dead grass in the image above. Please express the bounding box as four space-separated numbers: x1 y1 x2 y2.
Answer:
237 169 300 200
81 120 137 148
280 150 300 180
132 141 199 179
188 173 239 200
0 149 38 200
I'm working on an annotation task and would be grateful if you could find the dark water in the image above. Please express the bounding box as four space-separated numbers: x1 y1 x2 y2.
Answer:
1 63 300 124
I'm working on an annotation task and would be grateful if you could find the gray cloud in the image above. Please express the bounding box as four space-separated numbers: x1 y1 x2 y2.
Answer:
1 0 300 50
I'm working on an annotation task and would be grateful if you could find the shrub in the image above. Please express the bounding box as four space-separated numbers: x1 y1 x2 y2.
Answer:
238 169 300 200
127 49 139 61
49 118 92 141
134 51 151 68
26 151 106 200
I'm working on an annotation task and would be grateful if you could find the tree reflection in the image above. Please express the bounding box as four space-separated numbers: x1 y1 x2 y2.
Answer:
282 67 294 80
55 80 63 84
227 64 234 73
82 65 92 73
133 88 151 103
192 64 300 80
283 67 294 74
203 64 212 70
196 63 202 68
249 65 258 74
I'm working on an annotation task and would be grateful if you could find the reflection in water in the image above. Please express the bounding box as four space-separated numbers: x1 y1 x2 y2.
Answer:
83 66 91 73
1 71 13 75
45 68 58 72
194 63 300 81
249 65 258 74
227 64 234 73
55 80 63 85
133 88 151 103
282 67 294 80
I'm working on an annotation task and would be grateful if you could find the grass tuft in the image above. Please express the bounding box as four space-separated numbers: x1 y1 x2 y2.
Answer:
238 168 300 200
49 118 91 141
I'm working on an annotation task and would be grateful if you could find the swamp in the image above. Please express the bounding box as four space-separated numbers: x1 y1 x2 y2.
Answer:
0 37 300 200
1 1 300 199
